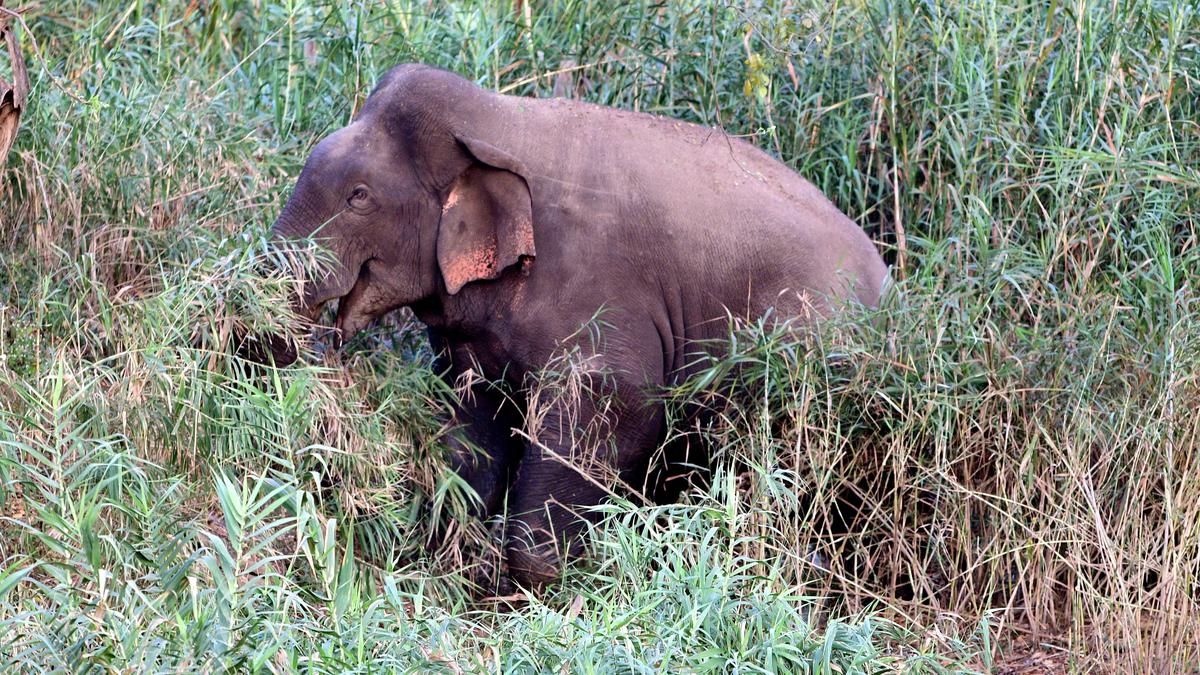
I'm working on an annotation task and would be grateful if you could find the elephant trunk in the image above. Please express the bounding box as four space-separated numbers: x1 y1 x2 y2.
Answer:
270 190 337 317
270 182 324 241
238 193 328 367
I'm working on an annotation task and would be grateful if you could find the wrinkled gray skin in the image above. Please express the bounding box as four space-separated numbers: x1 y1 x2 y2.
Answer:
263 64 887 590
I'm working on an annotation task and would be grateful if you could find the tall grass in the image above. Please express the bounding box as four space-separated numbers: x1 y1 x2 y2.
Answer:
0 0 1197 671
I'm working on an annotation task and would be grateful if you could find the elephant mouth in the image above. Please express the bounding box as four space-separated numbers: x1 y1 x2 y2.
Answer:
238 258 376 367
331 257 376 340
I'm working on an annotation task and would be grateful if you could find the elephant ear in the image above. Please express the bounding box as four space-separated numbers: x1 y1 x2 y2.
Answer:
437 136 536 295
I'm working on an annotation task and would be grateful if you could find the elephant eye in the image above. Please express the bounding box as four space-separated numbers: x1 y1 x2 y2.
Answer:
349 186 368 204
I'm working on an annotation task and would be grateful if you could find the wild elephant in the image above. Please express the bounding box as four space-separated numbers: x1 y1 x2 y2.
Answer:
255 64 887 590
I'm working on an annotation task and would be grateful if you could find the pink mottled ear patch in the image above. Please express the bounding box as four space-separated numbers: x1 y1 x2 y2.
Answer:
514 216 535 255
442 240 498 295
437 162 535 295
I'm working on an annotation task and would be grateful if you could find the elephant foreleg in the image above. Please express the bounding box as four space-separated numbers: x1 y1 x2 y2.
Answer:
504 380 663 588
432 330 525 519
445 379 524 519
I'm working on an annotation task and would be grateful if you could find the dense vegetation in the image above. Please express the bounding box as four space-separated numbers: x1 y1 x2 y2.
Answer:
1 0 1197 671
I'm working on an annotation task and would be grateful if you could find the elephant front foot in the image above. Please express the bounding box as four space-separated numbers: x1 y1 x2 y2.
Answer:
505 542 562 590
476 576 529 610
464 523 560 604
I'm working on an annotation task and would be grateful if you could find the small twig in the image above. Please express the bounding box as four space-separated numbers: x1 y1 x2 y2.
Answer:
478 592 527 605
497 57 623 95
511 427 653 507
202 24 287 97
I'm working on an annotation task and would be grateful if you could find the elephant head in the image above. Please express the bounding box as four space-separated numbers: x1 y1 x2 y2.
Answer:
258 65 536 364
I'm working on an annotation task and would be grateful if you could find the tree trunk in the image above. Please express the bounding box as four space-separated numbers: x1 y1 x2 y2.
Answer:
0 0 30 169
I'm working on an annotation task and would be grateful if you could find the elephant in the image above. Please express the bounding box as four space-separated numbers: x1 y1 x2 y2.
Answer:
257 63 887 591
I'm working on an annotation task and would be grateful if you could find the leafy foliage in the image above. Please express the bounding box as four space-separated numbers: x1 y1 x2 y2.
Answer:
0 0 1197 672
